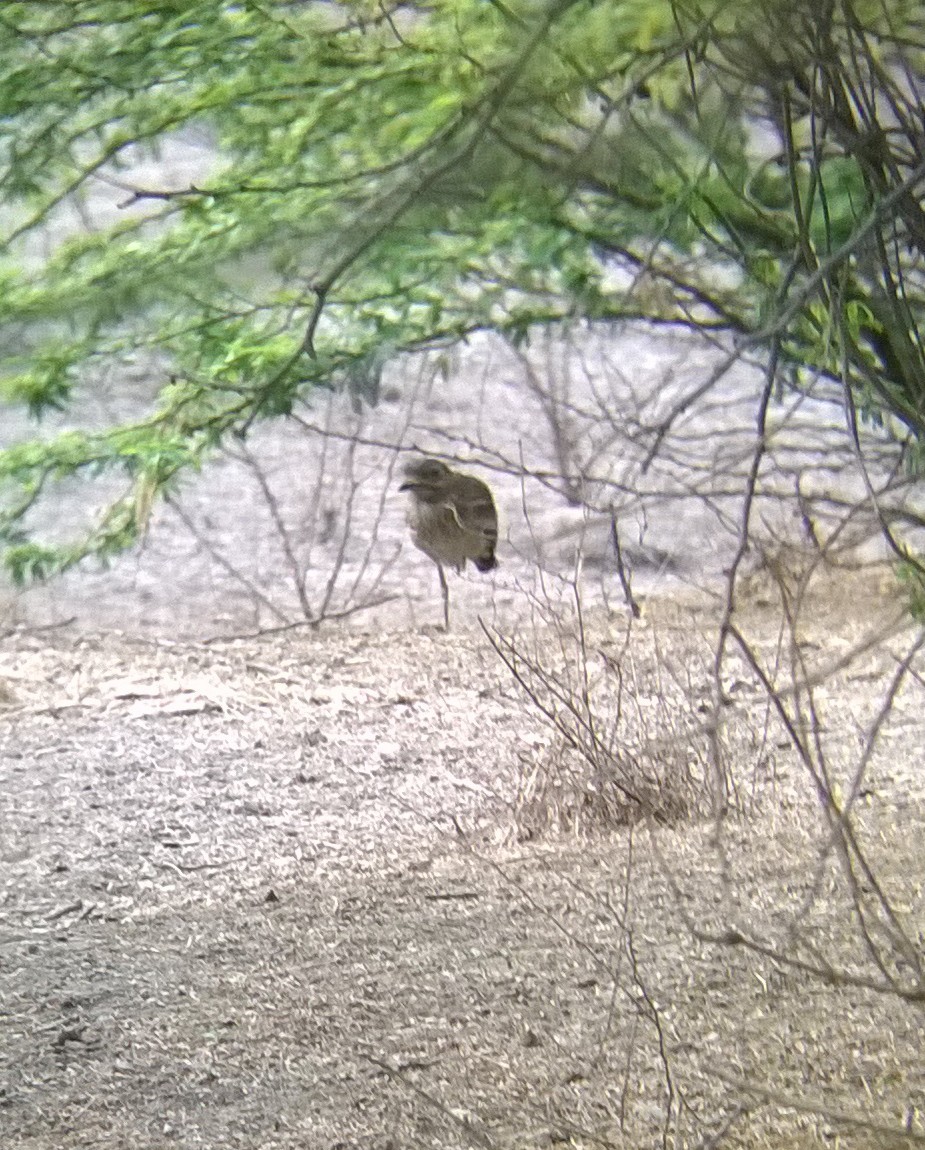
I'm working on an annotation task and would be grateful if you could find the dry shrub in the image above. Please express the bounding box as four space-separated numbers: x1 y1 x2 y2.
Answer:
163 390 404 636
484 578 708 837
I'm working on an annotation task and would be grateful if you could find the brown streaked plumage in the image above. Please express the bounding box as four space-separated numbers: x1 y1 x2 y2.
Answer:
399 457 499 629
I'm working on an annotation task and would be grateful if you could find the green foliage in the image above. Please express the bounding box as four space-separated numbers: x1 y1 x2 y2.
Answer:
1 0 923 580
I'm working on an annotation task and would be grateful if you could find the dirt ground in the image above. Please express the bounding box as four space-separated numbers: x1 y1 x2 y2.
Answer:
2 566 924 1150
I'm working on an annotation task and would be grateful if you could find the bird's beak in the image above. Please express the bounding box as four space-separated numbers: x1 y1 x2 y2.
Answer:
398 480 415 491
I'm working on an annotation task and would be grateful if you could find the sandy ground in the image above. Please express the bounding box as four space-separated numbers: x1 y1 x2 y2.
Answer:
2 567 924 1150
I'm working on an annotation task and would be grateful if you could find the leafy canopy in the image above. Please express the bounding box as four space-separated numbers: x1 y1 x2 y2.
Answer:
1 0 924 581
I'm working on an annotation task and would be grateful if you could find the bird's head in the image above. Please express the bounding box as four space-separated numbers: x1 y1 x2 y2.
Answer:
399 457 452 493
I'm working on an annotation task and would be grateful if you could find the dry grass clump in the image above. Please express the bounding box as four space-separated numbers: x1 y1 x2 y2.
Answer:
512 729 701 839
484 600 710 837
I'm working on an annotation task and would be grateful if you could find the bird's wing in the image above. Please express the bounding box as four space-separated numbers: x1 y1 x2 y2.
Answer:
445 481 498 541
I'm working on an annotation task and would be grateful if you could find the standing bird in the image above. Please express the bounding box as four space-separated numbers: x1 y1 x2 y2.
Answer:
399 457 499 629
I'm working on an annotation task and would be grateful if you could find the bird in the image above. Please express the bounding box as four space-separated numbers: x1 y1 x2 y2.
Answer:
399 457 499 629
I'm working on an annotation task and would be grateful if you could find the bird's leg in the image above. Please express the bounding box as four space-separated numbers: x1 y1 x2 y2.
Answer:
437 563 450 630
